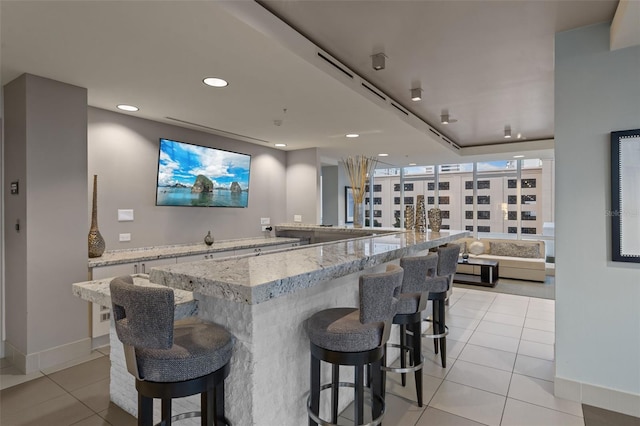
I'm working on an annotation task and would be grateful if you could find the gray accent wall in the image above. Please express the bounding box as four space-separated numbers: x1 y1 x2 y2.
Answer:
321 165 339 226
88 107 288 248
555 23 640 413
4 74 88 371
285 147 320 224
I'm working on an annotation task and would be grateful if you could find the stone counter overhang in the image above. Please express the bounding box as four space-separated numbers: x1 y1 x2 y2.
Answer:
72 274 197 320
149 229 469 305
87 236 302 267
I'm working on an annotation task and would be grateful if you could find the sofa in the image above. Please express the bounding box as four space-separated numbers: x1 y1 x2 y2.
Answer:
454 237 546 282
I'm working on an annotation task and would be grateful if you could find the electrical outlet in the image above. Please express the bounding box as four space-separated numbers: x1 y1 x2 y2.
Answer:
260 217 271 225
119 233 131 242
294 215 302 222
261 225 271 232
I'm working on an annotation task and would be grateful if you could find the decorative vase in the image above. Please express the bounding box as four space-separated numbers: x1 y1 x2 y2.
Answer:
88 175 106 258
353 201 364 229
204 231 214 246
404 205 415 230
415 195 427 232
428 207 442 232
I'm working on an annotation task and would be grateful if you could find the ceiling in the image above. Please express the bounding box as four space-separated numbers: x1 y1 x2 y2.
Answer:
0 0 623 168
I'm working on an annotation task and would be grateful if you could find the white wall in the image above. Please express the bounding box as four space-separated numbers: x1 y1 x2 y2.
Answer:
285 148 320 224
88 107 288 248
555 23 640 416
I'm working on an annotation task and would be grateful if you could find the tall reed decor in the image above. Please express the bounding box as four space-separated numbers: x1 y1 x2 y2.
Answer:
415 194 427 232
88 175 106 258
343 156 377 228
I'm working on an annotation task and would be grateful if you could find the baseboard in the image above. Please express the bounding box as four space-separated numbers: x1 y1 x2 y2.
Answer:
4 338 93 374
555 376 640 418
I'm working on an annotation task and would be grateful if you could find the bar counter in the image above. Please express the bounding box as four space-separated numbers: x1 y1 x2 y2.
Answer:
74 228 468 425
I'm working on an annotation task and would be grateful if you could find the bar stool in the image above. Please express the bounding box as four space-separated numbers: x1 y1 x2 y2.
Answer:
110 275 234 426
306 265 404 426
381 253 445 407
423 243 461 368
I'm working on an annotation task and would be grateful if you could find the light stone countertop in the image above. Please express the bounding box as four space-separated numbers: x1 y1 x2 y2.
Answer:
87 236 302 267
72 274 197 320
274 223 399 235
150 230 468 305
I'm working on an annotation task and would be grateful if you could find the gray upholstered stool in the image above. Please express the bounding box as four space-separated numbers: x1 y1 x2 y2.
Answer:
381 253 445 407
306 264 404 426
110 275 234 426
422 243 461 368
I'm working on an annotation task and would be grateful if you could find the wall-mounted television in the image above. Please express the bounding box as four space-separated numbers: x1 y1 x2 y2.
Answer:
156 138 251 207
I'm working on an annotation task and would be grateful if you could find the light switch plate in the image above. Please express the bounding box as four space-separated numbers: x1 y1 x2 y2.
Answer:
119 233 131 242
118 209 134 222
294 215 302 222
260 217 271 225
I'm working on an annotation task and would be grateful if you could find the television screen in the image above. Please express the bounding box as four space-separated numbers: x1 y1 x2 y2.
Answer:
156 138 251 207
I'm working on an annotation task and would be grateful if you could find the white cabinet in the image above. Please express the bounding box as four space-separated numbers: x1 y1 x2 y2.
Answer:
89 257 177 337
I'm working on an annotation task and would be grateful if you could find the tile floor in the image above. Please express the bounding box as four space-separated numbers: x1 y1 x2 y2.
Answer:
1 286 638 425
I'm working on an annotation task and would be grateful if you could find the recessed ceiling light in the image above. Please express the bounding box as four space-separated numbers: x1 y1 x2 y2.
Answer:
378 153 389 157
346 133 359 138
203 77 228 88
513 155 525 158
275 143 287 147
117 104 138 112
409 163 417 166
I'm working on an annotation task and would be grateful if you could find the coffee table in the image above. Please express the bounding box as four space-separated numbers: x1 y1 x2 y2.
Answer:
455 258 499 287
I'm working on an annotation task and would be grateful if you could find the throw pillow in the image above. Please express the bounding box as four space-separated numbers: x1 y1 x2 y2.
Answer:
468 241 485 255
490 242 540 258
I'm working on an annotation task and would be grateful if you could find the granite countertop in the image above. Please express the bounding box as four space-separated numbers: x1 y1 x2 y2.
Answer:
274 223 400 235
72 274 197 320
150 230 469 305
88 236 302 267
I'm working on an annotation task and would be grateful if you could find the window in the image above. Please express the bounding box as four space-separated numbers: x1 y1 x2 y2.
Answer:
508 227 517 234
522 179 536 188
441 224 450 230
465 181 473 190
428 196 435 204
465 211 473 219
365 184 382 192
478 226 491 233
477 196 490 205
508 179 517 189
477 211 490 220
394 197 400 205
521 211 537 220
477 180 490 189
439 196 450 205
522 195 536 204
508 211 517 220
441 210 450 219
521 227 537 234
404 197 413 205
394 183 414 191
429 182 450 190
465 225 474 231
373 210 382 218
465 196 473 205
508 195 517 205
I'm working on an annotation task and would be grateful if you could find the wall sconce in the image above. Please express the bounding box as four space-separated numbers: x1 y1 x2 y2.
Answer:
371 53 387 70
410 87 422 101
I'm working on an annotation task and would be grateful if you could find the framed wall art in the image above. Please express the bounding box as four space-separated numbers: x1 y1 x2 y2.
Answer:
611 129 640 263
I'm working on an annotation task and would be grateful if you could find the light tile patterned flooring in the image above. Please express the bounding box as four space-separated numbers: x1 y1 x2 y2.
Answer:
1 286 637 425
337 287 585 426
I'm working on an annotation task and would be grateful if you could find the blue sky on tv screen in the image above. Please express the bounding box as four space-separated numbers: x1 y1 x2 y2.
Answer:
158 139 251 189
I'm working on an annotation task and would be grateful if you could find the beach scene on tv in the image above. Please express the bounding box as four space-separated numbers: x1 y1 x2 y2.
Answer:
156 138 251 207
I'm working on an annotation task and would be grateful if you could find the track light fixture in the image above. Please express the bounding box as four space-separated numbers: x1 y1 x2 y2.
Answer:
410 87 422 101
504 125 512 139
371 52 387 71
440 110 457 124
